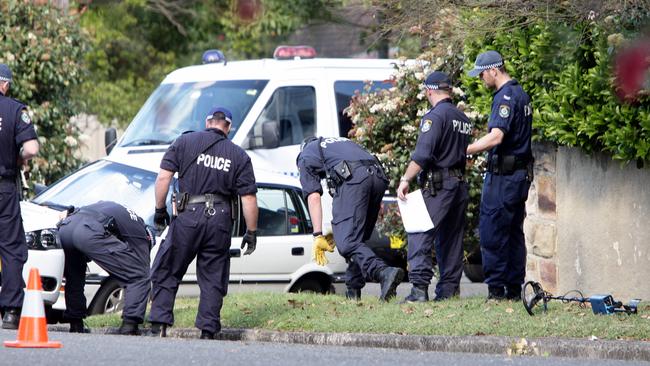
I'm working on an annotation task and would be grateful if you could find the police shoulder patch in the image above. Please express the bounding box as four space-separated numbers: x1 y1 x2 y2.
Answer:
498 105 510 118
21 111 31 124
421 119 432 132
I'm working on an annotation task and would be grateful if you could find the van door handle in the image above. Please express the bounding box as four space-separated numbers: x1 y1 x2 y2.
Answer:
230 249 241 258
291 247 304 256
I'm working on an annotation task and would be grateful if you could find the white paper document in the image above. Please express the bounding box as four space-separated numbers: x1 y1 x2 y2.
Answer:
397 189 434 233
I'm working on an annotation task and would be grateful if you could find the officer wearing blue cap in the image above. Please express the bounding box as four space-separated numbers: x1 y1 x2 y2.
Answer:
0 64 39 329
397 71 472 302
467 51 533 301
149 106 259 339
297 137 404 301
57 201 154 335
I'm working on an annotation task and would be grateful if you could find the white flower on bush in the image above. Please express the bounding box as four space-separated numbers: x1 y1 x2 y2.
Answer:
369 103 381 114
64 136 78 147
355 127 365 138
417 90 425 100
414 72 425 80
452 87 465 97
402 124 417 133
465 110 482 120
417 108 428 117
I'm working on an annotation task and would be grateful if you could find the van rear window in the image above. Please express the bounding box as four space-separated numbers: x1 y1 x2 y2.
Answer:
334 80 392 137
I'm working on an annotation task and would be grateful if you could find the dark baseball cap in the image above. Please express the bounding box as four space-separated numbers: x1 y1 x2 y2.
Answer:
467 50 504 77
0 64 12 83
423 71 451 90
206 107 233 124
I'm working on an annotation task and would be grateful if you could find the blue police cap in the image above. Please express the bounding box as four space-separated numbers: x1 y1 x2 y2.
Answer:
206 107 233 124
0 64 12 83
423 71 451 90
467 50 504 77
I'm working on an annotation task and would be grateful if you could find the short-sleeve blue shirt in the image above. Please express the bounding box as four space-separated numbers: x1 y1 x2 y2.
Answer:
0 92 37 177
488 80 533 158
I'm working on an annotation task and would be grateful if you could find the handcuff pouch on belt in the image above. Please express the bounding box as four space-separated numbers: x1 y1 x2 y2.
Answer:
418 170 443 197
175 192 236 219
489 154 534 181
325 161 352 197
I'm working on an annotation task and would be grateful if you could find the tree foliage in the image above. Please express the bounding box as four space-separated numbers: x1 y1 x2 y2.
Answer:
0 0 89 184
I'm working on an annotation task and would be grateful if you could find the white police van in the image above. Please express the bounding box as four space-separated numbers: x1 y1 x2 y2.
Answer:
15 46 407 316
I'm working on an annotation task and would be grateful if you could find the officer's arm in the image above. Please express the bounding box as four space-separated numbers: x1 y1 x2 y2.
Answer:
155 169 174 209
307 192 323 233
241 194 258 231
467 128 504 155
20 139 39 161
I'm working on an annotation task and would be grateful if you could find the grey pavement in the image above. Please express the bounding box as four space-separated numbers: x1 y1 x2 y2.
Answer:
1 329 646 366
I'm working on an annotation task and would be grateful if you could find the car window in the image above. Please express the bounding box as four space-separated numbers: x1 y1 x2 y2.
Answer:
251 187 310 236
32 161 169 226
120 80 268 146
247 86 316 148
334 80 393 137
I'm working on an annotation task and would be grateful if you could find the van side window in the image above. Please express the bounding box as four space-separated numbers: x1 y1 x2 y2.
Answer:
254 187 307 236
334 81 393 137
248 86 316 148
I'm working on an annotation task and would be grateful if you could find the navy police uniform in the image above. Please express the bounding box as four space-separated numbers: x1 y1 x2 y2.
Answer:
297 137 392 291
149 127 256 334
479 78 533 297
58 201 153 325
408 91 472 300
0 78 36 314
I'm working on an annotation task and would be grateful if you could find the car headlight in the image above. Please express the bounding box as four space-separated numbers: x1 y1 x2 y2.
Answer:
25 228 62 250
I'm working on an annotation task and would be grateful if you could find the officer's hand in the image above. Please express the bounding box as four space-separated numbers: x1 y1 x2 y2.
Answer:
312 235 334 266
154 206 170 232
397 180 410 201
324 233 336 250
241 230 257 255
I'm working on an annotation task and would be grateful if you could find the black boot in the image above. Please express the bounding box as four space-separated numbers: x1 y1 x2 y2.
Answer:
200 330 215 340
345 288 361 301
1 308 20 330
505 284 522 301
377 267 405 302
401 286 429 303
487 285 506 300
69 318 90 333
149 322 168 337
118 319 140 336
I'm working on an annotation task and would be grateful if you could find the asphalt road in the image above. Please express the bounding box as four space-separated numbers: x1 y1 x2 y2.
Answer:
0 329 646 366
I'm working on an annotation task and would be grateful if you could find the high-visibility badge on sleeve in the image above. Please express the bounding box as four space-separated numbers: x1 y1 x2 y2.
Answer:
498 105 510 118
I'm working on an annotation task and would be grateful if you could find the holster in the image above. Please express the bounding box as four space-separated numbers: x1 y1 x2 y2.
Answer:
231 197 238 221
325 161 352 197
174 192 189 214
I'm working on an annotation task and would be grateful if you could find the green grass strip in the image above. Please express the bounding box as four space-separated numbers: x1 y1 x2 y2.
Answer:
86 292 650 341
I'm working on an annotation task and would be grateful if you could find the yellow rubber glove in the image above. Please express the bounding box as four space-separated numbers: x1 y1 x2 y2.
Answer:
312 235 335 266
324 233 336 250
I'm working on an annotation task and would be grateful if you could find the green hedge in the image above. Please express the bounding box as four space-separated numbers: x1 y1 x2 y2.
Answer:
0 1 89 184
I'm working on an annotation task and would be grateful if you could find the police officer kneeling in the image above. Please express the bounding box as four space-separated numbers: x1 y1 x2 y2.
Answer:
149 107 258 340
397 71 472 302
57 201 154 334
297 137 404 301
0 64 40 329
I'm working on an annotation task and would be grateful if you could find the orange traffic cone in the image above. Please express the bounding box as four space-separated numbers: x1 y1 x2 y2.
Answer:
4 268 62 348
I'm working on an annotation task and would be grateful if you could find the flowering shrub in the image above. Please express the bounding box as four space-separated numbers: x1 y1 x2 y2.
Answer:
346 54 487 257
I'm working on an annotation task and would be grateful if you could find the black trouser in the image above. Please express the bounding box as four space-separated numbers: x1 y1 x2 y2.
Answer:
149 202 231 334
0 181 27 310
59 214 151 323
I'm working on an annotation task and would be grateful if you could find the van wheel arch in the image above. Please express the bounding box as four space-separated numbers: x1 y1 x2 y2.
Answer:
289 273 333 294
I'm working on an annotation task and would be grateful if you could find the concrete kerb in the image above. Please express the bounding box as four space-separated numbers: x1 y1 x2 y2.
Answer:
49 325 650 362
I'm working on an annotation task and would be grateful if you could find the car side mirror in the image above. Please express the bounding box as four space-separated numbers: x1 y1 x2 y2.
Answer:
105 127 117 155
262 120 280 149
33 183 47 196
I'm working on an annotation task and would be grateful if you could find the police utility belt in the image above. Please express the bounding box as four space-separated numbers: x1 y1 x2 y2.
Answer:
325 159 383 196
487 154 534 180
173 192 236 218
73 208 122 241
418 167 464 196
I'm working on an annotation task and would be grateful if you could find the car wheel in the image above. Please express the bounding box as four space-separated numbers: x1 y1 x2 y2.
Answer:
89 278 125 315
291 278 326 294
463 263 485 283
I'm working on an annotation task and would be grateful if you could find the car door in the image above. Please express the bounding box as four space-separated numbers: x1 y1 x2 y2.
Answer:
229 185 314 281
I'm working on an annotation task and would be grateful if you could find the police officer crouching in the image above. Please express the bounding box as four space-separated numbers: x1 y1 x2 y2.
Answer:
297 137 404 301
57 201 155 334
397 71 472 302
466 51 534 301
0 64 40 329
149 107 258 340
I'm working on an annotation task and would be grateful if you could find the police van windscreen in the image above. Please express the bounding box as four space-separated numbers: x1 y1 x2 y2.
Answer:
120 80 269 147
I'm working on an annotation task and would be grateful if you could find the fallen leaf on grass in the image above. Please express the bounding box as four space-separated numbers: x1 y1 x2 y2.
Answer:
589 335 598 341
287 299 304 309
578 313 586 317
241 308 252 315
474 331 486 336
401 306 415 315
483 307 491 312
446 313 456 319
267 320 275 326
423 309 434 317
505 307 514 314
